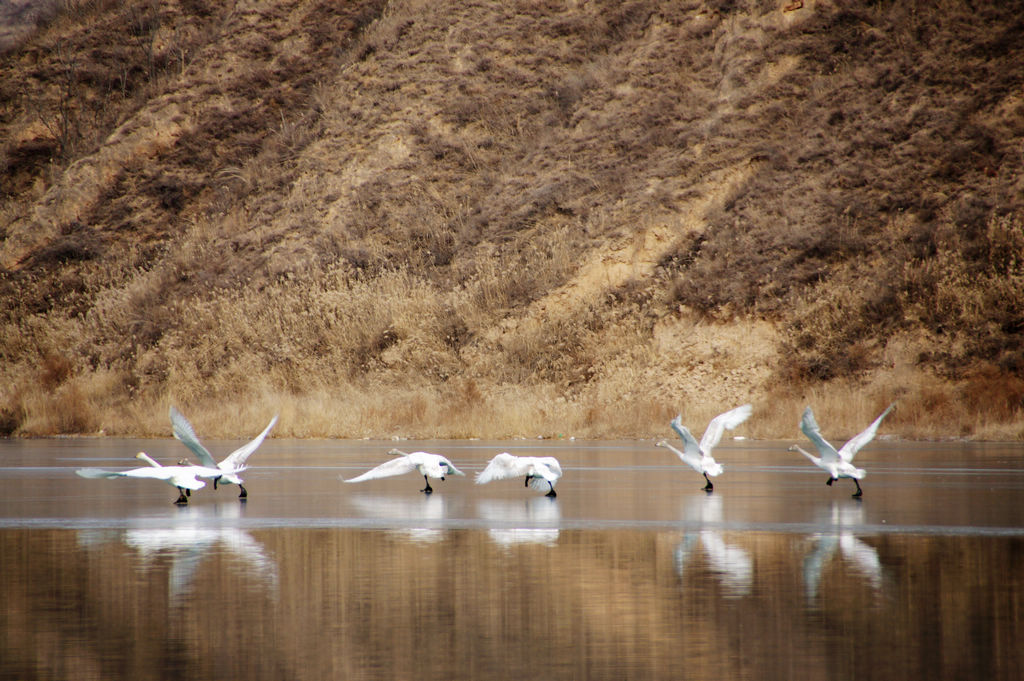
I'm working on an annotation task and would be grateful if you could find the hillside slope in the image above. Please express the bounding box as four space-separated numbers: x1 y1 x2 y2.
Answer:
1 0 1022 439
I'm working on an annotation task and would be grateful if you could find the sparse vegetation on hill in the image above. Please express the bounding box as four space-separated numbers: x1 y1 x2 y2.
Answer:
1 0 1022 439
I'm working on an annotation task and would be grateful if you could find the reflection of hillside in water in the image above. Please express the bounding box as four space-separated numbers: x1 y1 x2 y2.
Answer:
803 502 883 602
674 494 752 597
477 497 560 547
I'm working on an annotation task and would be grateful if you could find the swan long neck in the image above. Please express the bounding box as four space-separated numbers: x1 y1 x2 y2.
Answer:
657 440 684 457
136 452 162 468
790 444 818 463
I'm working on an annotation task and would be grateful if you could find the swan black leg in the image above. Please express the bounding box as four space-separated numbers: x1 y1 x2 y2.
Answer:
702 473 714 492
524 475 531 488
826 477 834 486
852 479 863 498
214 475 220 490
238 484 247 499
421 475 433 494
174 488 189 505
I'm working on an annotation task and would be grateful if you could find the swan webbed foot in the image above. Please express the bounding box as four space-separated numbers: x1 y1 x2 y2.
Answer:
702 474 714 492
545 489 557 498
174 490 189 504
421 486 433 494
238 485 247 499
852 480 863 498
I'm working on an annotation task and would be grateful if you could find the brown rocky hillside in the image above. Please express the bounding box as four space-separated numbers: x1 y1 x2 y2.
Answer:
1 0 1022 439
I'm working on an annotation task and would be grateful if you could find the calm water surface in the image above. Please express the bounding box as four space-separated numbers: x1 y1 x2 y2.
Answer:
2 438 1022 680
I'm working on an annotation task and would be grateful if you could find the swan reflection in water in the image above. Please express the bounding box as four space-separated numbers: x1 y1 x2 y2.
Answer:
477 497 561 547
674 494 753 598
803 502 883 602
347 493 449 543
78 504 277 604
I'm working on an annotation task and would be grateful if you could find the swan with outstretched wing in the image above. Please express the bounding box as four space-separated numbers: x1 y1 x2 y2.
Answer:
475 452 562 497
790 403 895 497
344 449 465 494
170 406 277 498
656 404 752 491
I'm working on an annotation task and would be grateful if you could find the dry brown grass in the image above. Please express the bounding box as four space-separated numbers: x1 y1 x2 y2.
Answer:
1 0 1023 439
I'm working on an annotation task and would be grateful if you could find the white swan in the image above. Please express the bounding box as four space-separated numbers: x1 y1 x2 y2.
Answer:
789 403 895 497
343 449 465 493
475 452 562 497
169 406 278 498
656 404 752 491
76 452 223 504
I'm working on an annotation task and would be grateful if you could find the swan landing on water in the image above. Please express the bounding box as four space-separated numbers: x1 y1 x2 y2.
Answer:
475 452 563 497
789 403 896 498
76 452 224 504
343 449 465 494
656 404 752 492
170 406 278 499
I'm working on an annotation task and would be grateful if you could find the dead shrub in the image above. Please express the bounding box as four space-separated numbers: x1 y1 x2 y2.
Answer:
0 406 20 435
959 364 1024 421
39 352 74 389
497 304 603 385
779 268 902 382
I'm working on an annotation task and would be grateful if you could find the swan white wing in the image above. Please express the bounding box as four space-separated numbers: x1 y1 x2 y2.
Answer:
78 466 178 481
838 402 895 462
76 466 205 490
345 456 418 482
539 457 563 479
532 458 562 483
182 464 229 480
165 470 208 491
669 416 704 462
799 406 840 464
475 453 525 484
169 406 219 469
699 404 752 453
438 456 465 477
76 467 134 480
220 415 278 471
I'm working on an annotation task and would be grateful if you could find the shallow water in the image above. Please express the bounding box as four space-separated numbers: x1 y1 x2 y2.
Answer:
2 438 1023 680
